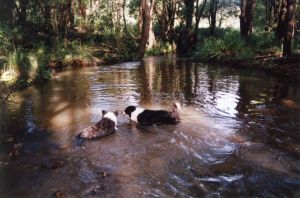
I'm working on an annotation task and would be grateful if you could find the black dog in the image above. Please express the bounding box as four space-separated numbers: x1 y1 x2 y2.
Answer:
124 103 181 125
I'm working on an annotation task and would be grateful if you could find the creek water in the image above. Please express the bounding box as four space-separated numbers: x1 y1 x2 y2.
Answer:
0 56 299 197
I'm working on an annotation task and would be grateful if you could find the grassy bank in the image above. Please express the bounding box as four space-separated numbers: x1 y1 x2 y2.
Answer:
193 29 281 61
192 28 300 78
0 24 138 101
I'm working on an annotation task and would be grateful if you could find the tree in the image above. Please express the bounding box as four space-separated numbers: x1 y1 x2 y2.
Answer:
209 0 219 36
122 0 128 34
176 0 195 55
240 0 256 38
157 0 178 43
276 0 296 57
194 0 208 43
138 0 156 58
19 0 28 24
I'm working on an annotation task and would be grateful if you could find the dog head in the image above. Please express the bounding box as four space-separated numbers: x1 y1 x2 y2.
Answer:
170 102 181 121
123 106 136 117
102 110 118 126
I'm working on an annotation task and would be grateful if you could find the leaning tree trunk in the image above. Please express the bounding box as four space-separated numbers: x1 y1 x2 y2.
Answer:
138 0 156 59
277 0 296 57
240 0 256 38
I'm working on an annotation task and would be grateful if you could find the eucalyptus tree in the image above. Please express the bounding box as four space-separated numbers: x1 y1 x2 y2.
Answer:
209 0 219 35
276 0 297 57
240 0 256 38
138 0 156 58
263 0 297 57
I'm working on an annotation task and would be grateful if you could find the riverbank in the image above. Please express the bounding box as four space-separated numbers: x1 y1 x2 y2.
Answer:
0 44 138 102
192 30 299 80
200 53 300 80
2 52 299 102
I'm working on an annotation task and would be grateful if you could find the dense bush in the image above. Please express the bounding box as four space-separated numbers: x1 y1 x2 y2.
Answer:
0 24 15 55
249 32 281 54
193 30 254 61
146 41 174 56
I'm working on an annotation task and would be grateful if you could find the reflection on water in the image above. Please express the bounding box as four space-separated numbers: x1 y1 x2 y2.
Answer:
0 56 299 197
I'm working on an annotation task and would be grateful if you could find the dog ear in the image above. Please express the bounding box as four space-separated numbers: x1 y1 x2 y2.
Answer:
173 103 178 109
114 111 118 116
102 110 107 115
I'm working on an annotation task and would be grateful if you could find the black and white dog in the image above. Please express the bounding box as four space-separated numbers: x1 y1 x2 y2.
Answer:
124 103 181 125
77 110 118 140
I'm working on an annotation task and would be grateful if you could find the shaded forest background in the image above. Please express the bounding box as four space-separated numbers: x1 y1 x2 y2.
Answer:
0 0 299 90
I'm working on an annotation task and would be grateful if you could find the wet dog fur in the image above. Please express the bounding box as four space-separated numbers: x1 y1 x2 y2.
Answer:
77 110 118 140
124 103 181 125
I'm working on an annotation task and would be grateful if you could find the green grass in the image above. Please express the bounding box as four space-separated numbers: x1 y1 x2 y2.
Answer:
250 32 281 54
193 29 281 62
193 30 254 61
0 40 95 88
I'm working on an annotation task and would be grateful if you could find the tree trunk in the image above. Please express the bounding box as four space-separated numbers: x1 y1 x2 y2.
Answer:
193 0 207 43
122 0 128 34
19 0 28 24
148 19 156 49
209 0 218 36
160 0 168 41
176 0 195 55
185 0 194 30
138 0 156 58
44 1 52 32
277 0 296 57
158 0 177 43
240 0 256 38
69 0 75 29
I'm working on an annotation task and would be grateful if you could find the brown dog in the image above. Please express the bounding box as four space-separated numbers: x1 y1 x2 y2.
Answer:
77 111 118 140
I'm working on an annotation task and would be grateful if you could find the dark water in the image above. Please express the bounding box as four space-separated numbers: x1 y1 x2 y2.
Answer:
0 56 299 197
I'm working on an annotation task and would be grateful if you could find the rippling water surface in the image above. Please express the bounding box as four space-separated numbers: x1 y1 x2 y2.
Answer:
0 56 299 197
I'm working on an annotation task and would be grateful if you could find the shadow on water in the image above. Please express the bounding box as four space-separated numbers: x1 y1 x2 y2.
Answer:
0 55 299 197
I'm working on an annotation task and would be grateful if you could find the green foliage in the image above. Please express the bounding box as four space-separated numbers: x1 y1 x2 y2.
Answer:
97 27 119 46
15 49 32 82
146 42 174 56
128 0 140 16
0 24 15 55
5 47 51 86
193 30 254 61
34 44 52 83
249 32 281 54
253 0 267 31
